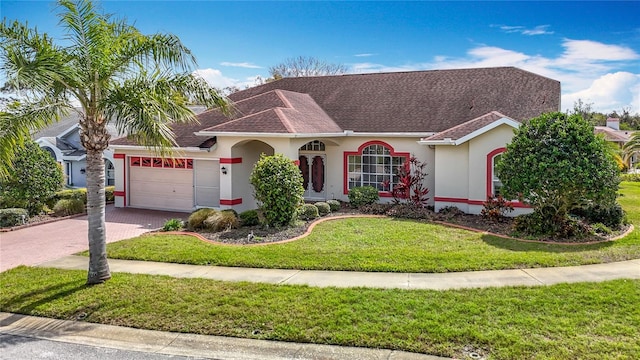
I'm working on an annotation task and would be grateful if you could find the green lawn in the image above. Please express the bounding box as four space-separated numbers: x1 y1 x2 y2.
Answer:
1 267 638 360
101 182 640 272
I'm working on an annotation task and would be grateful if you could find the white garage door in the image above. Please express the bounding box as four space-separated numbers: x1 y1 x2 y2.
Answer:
129 163 194 211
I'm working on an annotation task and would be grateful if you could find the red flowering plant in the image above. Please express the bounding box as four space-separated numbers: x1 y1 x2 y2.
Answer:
382 156 430 207
481 195 514 222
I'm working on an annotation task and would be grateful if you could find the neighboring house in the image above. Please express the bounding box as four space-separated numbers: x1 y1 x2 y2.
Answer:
594 117 638 170
110 66 560 215
33 112 117 187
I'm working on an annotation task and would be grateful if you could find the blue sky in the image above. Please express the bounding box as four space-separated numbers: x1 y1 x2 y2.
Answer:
2 1 639 113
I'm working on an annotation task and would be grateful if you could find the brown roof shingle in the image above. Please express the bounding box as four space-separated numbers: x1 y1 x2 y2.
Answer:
111 67 560 147
424 111 513 142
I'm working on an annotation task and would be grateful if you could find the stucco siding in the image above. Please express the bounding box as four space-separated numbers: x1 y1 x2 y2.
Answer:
467 124 515 202
434 143 469 203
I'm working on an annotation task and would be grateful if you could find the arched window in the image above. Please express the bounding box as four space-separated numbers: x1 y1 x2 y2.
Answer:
105 159 115 186
42 146 57 160
344 141 409 194
486 148 506 198
299 140 325 152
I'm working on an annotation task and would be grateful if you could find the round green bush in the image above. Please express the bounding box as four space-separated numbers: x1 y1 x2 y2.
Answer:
239 209 260 227
188 208 218 230
203 211 239 232
314 202 331 216
348 186 379 208
53 198 85 217
249 154 304 227
298 204 319 220
0 208 29 228
326 199 341 212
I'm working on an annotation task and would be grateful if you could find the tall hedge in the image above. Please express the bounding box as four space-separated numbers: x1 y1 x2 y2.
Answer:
496 112 620 233
0 141 64 214
249 153 304 227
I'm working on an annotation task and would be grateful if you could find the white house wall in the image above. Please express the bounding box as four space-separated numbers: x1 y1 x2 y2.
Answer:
113 136 435 213
433 123 532 216
434 143 470 213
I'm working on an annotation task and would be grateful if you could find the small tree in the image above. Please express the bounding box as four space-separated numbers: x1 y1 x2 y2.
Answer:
249 154 304 227
389 156 430 207
496 112 620 234
0 141 64 214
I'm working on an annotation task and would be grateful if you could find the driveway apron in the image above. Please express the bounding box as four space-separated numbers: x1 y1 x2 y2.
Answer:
0 205 187 272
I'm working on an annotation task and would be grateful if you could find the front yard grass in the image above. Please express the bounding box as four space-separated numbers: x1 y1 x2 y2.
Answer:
1 267 638 360
101 182 640 272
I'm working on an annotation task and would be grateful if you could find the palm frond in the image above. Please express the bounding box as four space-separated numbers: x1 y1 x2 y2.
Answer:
102 71 229 155
0 99 72 179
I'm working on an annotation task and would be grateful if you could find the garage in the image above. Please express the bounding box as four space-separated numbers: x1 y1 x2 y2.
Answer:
128 157 194 211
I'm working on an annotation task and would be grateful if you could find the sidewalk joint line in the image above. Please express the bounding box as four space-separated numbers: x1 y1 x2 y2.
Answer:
278 270 302 284
520 269 545 285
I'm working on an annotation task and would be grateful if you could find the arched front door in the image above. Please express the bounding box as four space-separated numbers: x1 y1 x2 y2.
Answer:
299 154 326 200
298 140 327 200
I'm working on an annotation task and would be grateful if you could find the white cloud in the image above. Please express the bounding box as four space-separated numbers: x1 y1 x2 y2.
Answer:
559 39 639 62
220 62 262 69
193 68 260 91
562 72 640 113
354 53 376 57
416 40 640 113
496 24 553 36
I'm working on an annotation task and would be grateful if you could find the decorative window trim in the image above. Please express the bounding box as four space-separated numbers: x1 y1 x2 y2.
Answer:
130 156 193 170
343 140 410 197
299 140 326 152
486 148 506 198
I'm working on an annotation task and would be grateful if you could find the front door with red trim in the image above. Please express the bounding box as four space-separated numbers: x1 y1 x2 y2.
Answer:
298 154 326 200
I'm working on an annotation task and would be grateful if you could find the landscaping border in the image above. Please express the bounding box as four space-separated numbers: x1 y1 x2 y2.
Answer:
158 215 634 247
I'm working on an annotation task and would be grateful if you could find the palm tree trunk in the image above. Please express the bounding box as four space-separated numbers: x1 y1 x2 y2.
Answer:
85 148 111 284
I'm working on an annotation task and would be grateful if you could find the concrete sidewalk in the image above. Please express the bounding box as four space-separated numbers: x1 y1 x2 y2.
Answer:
37 255 640 290
0 312 449 360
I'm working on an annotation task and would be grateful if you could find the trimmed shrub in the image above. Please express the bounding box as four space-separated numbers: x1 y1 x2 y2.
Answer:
314 202 331 216
348 186 379 208
162 219 183 231
203 211 239 232
571 203 627 229
386 204 433 220
360 203 393 215
250 154 304 227
326 199 341 212
239 209 260 227
54 188 88 204
298 204 319 220
620 173 640 182
0 208 29 228
105 186 115 202
187 208 218 230
0 141 64 215
53 198 85 217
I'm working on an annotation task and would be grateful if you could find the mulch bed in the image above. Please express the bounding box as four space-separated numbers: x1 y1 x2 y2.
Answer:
195 208 630 246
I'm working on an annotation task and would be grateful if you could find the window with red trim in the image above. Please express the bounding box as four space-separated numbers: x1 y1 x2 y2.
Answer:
345 142 408 193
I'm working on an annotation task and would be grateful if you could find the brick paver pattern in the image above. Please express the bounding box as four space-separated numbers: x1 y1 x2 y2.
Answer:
0 205 187 272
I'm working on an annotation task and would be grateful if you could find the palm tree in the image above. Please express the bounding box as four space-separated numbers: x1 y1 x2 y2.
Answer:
623 132 640 171
0 0 229 284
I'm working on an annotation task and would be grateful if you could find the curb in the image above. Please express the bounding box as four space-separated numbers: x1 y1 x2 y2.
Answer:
0 212 87 232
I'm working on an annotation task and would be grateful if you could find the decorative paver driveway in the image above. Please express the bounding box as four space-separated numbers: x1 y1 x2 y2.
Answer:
0 205 187 272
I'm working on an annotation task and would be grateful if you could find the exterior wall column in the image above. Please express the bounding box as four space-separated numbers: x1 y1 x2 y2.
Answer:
113 153 126 207
219 157 243 209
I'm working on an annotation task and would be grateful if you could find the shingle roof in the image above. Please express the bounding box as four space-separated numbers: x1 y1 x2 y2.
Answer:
594 126 633 143
203 90 341 134
230 66 559 133
111 67 560 147
424 111 512 141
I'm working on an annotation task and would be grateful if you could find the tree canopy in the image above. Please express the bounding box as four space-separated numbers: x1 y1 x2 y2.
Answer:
0 0 229 284
496 112 620 226
268 56 348 79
